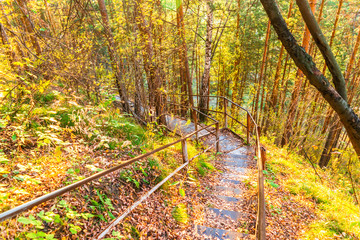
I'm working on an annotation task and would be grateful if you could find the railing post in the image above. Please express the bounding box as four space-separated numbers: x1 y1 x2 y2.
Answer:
215 122 220 153
255 126 265 240
192 108 198 142
223 98 227 128
181 139 188 163
247 112 251 145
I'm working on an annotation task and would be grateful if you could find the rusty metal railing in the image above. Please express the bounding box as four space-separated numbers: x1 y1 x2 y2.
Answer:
0 123 217 222
169 94 266 240
1 94 265 239
0 100 222 240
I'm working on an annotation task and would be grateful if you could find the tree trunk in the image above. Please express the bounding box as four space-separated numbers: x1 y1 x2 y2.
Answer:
134 0 166 125
254 20 271 122
319 25 360 166
281 0 317 147
199 0 213 121
176 0 193 114
15 0 42 55
0 22 17 69
269 0 293 112
97 0 130 113
259 0 360 158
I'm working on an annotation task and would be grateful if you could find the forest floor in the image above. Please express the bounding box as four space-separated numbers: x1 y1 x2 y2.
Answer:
261 138 360 239
0 91 359 239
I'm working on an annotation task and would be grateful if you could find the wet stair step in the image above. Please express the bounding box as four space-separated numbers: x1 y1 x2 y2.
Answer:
215 195 242 203
223 160 248 168
222 173 249 181
224 166 249 174
196 225 248 240
207 207 244 221
220 179 242 185
214 186 242 197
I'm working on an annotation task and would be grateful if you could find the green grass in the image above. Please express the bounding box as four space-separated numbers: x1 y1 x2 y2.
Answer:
172 203 188 224
263 137 360 239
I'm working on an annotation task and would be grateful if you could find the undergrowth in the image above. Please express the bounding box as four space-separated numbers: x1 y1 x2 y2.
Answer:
0 88 217 239
262 137 360 239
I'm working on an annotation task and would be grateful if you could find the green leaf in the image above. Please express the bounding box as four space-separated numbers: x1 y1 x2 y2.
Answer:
57 200 68 208
13 176 24 181
350 221 360 228
46 233 56 239
80 213 94 220
268 180 279 189
37 211 55 223
12 134 17 141
18 216 32 224
0 153 9 164
133 179 139 188
140 166 148 176
97 214 106 222
112 230 121 237
25 232 39 238
108 211 116 219
36 232 47 237
179 189 185 197
66 209 80 219
69 224 81 234
104 198 114 210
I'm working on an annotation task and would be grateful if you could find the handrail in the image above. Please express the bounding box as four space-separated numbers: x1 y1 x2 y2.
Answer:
95 104 221 238
169 93 257 124
96 139 219 239
2 94 265 239
0 121 217 222
168 93 265 240
191 106 218 123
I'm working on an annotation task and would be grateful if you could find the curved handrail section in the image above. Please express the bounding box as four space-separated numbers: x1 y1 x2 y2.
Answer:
168 94 265 240
1 94 265 239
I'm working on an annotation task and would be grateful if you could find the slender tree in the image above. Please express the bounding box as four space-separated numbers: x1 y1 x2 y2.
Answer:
259 0 360 158
97 0 130 113
134 0 166 124
176 0 194 113
281 0 317 147
254 20 271 122
198 0 213 121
